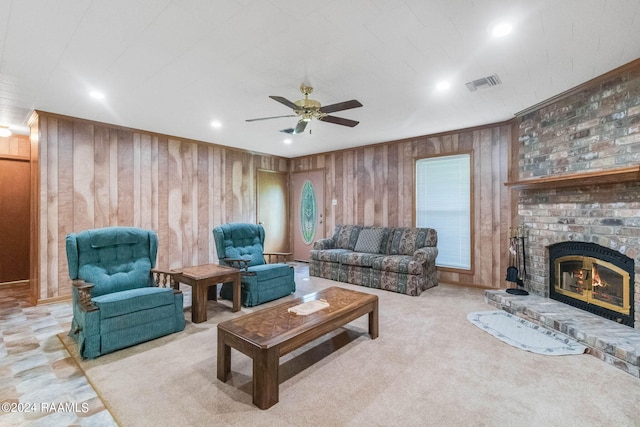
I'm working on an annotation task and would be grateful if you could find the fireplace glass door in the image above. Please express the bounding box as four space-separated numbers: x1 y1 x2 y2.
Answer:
555 255 630 316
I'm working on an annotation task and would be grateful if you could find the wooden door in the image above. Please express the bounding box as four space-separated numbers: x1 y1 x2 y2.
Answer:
0 158 30 283
257 170 290 253
291 170 324 262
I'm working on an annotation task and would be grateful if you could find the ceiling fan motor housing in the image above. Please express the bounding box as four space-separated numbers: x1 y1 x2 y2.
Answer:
294 98 323 121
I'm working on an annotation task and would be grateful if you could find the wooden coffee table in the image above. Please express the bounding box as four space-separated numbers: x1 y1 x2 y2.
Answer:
217 286 378 409
172 264 241 323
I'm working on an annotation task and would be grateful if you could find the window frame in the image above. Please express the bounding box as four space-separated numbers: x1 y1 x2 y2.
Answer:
413 151 475 274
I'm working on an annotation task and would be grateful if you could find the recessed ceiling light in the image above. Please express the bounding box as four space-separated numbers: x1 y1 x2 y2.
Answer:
436 81 451 91
89 90 105 100
210 120 222 129
492 22 513 37
0 126 12 137
283 138 292 144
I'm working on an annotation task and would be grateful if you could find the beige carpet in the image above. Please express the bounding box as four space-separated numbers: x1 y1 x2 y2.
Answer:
60 276 640 427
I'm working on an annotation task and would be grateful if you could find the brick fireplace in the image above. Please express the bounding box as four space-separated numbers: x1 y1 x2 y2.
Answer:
487 59 640 377
511 60 640 330
516 171 640 330
490 179 640 377
513 179 640 328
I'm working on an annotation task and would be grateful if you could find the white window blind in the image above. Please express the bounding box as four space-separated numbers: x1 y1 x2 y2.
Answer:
415 154 471 270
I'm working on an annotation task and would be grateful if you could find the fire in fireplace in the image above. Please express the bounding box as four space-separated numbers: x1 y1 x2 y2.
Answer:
549 242 635 327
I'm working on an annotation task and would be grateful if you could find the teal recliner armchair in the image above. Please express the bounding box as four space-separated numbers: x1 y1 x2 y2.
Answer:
213 223 295 307
66 226 186 359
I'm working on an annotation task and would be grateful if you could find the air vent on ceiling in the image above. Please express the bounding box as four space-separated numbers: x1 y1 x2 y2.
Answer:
465 74 502 92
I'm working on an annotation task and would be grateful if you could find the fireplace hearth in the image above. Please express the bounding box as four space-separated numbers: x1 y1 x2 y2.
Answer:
549 242 635 327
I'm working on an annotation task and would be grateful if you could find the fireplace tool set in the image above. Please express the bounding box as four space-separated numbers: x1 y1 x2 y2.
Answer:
506 225 529 295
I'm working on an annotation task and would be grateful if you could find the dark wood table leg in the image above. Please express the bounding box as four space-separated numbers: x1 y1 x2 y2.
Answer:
192 281 208 323
217 329 230 381
207 283 218 301
232 273 241 312
253 346 279 410
369 298 379 339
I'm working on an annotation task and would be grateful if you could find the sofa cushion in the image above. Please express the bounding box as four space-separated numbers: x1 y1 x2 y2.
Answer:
309 248 351 262
339 252 383 267
354 227 385 253
333 225 362 250
388 228 437 256
92 286 176 319
371 255 424 275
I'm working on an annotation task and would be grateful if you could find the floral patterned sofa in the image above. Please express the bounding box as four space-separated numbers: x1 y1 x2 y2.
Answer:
309 225 438 296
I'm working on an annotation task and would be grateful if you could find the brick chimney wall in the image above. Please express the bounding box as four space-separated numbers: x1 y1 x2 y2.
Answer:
515 60 640 328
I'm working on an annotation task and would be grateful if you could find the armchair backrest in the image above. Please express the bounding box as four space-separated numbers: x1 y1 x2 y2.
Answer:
66 227 158 297
213 223 266 267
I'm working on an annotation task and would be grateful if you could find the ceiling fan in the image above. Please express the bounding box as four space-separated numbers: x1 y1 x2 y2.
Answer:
246 84 363 134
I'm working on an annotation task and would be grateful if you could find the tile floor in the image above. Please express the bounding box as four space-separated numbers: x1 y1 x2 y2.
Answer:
0 284 117 426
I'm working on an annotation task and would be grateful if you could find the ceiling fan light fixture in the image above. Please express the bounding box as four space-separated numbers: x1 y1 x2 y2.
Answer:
0 126 12 137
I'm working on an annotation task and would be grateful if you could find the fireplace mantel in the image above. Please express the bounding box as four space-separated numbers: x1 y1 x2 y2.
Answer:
504 165 640 190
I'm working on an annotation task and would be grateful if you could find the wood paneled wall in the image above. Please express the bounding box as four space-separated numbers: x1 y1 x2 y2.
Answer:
290 123 513 289
33 112 287 301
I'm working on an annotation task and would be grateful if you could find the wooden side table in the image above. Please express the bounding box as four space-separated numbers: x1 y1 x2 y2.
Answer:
172 264 241 323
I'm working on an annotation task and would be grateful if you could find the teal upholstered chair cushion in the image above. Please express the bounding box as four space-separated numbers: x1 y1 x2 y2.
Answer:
213 222 266 267
67 226 157 296
92 287 176 319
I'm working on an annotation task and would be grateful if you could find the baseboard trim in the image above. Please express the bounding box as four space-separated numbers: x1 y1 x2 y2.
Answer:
0 279 30 288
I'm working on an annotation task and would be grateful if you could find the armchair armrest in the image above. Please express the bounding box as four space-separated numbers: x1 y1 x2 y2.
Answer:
151 268 182 294
413 247 438 264
313 238 336 250
72 280 99 312
264 251 292 263
221 258 256 275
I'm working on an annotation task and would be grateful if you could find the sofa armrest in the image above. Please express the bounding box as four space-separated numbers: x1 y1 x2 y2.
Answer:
313 238 336 250
72 280 99 312
413 247 438 264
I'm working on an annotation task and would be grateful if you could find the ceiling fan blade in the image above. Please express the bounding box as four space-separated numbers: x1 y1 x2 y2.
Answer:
245 114 296 122
319 99 363 114
294 120 308 134
269 96 298 110
319 115 359 127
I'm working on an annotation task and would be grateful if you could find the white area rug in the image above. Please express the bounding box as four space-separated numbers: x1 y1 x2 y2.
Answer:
468 310 588 355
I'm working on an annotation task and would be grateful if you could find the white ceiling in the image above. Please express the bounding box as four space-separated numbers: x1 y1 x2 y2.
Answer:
1 0 639 158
